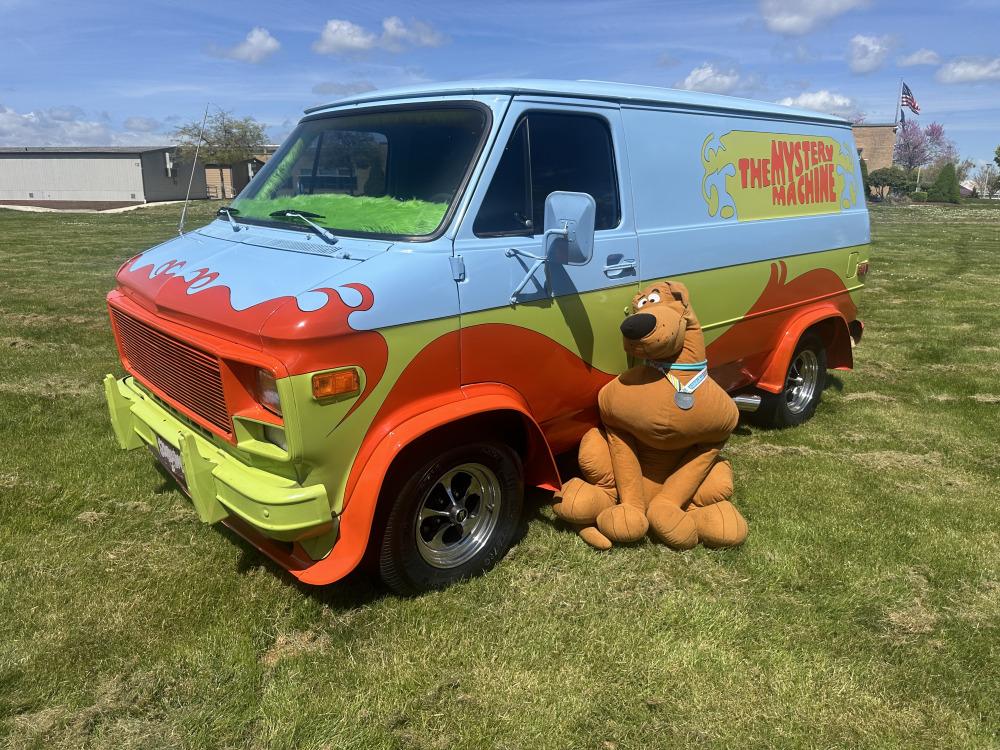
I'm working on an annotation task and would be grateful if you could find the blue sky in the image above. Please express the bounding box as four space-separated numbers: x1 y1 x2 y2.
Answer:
1 0 998 162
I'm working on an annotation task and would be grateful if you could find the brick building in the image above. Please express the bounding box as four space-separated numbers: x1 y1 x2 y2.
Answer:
852 123 898 171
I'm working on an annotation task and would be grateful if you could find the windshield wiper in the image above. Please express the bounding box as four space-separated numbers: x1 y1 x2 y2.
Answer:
269 209 339 246
217 205 243 233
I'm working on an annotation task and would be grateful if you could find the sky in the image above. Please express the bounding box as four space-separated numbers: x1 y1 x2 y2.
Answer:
1 0 998 163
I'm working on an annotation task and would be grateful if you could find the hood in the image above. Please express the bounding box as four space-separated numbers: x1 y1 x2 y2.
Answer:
115 220 391 351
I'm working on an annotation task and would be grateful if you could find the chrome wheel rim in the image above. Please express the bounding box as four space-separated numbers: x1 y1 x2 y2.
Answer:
785 349 820 414
414 463 502 569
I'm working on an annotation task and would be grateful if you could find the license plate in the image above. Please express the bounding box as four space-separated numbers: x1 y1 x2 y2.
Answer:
154 435 187 488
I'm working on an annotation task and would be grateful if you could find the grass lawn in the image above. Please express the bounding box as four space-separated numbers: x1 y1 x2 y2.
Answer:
1 201 998 749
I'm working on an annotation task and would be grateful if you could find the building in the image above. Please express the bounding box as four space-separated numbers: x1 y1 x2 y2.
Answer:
0 146 206 209
204 145 280 200
852 124 897 171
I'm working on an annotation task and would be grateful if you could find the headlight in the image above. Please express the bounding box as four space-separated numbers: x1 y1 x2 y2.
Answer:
256 369 282 416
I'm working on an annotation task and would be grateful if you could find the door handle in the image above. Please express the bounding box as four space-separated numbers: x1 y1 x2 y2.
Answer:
603 258 636 278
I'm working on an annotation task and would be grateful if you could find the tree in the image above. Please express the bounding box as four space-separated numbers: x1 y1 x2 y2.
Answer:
927 162 961 203
894 121 959 175
894 121 929 170
994 145 1000 171
973 163 999 198
859 156 871 198
868 166 907 199
954 158 975 184
989 173 1000 199
172 110 267 166
924 122 958 165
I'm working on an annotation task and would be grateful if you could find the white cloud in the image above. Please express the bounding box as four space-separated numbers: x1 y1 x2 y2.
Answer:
313 17 446 56
778 90 858 118
898 48 940 67
313 19 377 55
759 0 867 35
46 105 85 122
123 116 161 133
379 16 446 51
223 27 280 63
676 63 744 95
0 103 169 146
848 34 890 74
937 56 1000 83
311 80 377 96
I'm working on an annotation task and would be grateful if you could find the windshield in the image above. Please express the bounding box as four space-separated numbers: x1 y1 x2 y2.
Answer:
231 106 487 238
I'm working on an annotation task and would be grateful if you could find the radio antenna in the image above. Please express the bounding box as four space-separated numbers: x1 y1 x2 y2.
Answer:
178 102 211 236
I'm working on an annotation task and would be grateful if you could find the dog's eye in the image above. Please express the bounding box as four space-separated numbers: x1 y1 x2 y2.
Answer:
636 297 648 308
647 292 661 304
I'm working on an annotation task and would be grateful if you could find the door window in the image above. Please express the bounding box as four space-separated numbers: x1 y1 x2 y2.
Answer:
473 112 620 237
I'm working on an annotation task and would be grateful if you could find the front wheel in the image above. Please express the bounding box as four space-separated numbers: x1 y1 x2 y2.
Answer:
378 442 524 595
754 333 828 428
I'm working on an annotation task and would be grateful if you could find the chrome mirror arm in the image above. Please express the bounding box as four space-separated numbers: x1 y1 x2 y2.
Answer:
506 223 570 305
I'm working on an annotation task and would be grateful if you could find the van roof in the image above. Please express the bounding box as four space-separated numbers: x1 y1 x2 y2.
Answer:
305 78 849 126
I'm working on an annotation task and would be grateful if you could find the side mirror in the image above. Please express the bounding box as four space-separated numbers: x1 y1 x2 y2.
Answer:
543 191 596 265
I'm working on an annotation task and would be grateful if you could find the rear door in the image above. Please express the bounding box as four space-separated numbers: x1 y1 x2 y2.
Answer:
453 99 639 445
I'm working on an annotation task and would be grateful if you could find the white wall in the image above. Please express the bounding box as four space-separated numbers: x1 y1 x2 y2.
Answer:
0 153 146 202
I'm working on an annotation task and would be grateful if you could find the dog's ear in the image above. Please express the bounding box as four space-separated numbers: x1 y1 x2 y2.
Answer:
664 280 690 308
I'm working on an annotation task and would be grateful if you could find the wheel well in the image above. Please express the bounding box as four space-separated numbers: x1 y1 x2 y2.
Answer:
803 316 853 370
363 411 532 568
385 411 528 492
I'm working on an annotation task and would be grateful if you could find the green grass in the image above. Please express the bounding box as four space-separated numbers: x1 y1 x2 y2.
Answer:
232 193 448 235
1 201 998 749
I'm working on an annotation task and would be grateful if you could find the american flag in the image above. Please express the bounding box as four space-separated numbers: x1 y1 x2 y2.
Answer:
901 82 920 115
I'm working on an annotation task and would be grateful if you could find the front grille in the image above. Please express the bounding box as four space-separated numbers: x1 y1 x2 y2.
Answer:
111 309 232 435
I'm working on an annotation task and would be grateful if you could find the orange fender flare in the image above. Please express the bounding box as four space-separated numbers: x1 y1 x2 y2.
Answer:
292 383 559 585
756 305 854 394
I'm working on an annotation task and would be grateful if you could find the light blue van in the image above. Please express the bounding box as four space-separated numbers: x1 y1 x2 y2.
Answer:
105 80 869 592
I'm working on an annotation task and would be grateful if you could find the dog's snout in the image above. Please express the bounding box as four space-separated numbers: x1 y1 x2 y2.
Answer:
620 313 657 341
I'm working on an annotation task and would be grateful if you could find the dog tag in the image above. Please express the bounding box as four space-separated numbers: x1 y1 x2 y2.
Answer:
674 391 695 410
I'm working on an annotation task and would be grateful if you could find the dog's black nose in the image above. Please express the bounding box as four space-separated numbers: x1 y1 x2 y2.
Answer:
620 313 656 340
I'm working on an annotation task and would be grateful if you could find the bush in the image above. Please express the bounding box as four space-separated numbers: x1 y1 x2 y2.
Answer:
860 157 871 199
869 166 907 200
912 191 928 202
928 162 962 204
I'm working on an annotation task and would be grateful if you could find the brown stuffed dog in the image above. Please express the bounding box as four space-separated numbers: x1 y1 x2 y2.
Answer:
553 280 748 551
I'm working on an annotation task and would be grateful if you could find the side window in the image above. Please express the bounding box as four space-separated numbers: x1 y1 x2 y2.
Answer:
473 120 530 236
474 111 620 237
527 113 619 231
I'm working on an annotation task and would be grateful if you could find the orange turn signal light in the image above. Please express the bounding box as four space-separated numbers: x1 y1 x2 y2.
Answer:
312 368 360 400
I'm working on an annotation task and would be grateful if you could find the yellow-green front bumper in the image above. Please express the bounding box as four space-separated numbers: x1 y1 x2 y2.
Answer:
104 374 335 550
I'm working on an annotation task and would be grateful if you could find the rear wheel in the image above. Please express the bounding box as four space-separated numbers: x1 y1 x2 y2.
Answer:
755 333 827 428
378 442 523 595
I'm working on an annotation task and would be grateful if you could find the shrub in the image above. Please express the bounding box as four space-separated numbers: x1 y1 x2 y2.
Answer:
860 157 871 199
912 191 928 202
928 162 962 204
869 166 907 200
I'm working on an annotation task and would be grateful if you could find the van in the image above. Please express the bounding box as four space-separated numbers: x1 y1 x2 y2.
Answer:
104 80 869 593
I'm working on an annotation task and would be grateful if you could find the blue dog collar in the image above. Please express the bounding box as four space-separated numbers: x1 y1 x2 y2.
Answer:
648 359 708 372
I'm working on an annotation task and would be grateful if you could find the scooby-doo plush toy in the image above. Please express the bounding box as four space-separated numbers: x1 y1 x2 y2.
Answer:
553 280 748 551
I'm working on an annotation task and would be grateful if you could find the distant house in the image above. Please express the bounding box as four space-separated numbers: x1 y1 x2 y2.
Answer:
851 123 897 171
959 180 977 198
0 146 206 209
204 145 280 200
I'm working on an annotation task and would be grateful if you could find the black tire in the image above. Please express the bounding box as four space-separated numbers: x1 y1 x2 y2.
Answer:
378 442 523 595
754 332 828 428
